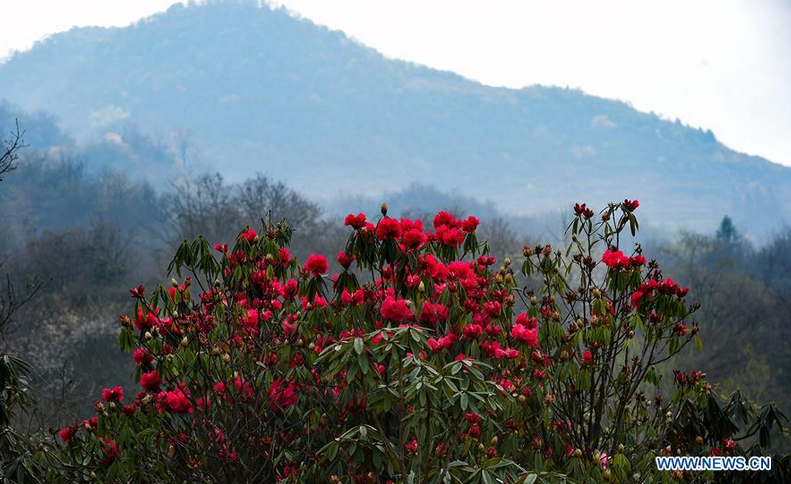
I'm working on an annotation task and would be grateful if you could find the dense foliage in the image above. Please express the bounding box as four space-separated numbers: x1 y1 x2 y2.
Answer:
12 201 781 483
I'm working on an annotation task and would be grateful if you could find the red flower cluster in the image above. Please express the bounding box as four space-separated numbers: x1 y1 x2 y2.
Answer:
622 199 640 211
601 249 646 269
304 254 329 276
61 202 711 483
101 386 124 403
381 296 412 322
268 378 299 410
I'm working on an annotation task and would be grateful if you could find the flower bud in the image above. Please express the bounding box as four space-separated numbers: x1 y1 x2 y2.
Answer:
380 203 388 216
144 331 153 340
592 288 601 298
490 436 498 446
617 443 624 453
695 436 704 445
181 336 189 347
222 353 231 364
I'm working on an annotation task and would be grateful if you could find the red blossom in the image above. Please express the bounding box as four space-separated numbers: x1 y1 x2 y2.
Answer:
344 213 367 229
304 254 329 276
101 386 124 403
141 370 162 391
376 218 402 240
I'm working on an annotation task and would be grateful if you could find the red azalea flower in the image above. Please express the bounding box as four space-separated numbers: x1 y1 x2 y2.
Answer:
381 296 411 322
164 388 193 413
602 249 630 268
376 218 402 240
101 386 124 403
336 251 355 268
461 216 480 233
141 371 162 391
344 213 367 229
402 228 425 249
59 425 78 445
419 302 449 325
304 254 329 276
511 324 538 347
441 227 464 247
241 229 257 243
268 378 299 410
623 199 640 211
433 211 455 229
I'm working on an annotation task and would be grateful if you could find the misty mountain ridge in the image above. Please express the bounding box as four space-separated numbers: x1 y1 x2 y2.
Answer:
0 0 789 237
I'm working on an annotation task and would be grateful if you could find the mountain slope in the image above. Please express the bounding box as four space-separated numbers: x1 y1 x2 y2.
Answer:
0 0 788 235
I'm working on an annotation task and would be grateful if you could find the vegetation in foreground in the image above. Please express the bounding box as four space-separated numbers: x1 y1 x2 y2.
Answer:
3 196 788 483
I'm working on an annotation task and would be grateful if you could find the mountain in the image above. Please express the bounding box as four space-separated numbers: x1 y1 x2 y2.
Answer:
0 0 789 236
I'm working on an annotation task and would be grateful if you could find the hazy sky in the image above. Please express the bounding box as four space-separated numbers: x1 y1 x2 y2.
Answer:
2 0 790 166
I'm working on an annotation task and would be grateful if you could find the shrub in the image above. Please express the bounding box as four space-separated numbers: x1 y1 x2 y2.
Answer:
48 201 787 483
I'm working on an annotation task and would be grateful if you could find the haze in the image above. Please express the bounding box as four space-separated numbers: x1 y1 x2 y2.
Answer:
1 0 789 166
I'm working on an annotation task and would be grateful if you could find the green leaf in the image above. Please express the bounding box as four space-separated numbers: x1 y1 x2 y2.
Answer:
354 337 364 355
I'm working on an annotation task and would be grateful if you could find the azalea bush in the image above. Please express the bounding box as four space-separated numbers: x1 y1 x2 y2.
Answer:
43 201 788 484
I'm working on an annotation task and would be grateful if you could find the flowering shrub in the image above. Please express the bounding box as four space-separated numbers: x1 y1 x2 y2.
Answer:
49 201 788 483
